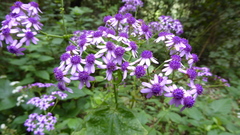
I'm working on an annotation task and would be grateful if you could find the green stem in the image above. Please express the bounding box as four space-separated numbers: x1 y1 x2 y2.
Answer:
50 98 59 112
61 0 67 34
153 62 165 73
113 82 118 109
39 31 63 38
204 85 228 88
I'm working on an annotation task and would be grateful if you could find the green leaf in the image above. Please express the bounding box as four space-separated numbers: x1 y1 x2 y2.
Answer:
12 115 28 124
35 70 50 80
168 112 182 123
67 118 83 130
38 56 54 62
184 107 204 120
95 76 105 82
63 87 87 100
0 97 16 111
85 106 148 135
210 99 231 114
0 79 14 99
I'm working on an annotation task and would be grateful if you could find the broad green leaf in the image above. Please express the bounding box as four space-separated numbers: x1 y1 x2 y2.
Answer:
67 118 83 130
63 87 87 100
0 97 16 111
95 76 105 82
71 128 86 135
184 107 204 120
0 79 14 99
12 115 28 124
85 106 148 135
168 112 182 123
210 99 231 114
38 56 54 62
35 70 50 80
9 57 29 65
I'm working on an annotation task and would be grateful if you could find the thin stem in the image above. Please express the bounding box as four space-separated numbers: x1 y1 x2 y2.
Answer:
153 62 165 73
60 0 67 34
113 81 118 109
50 98 59 112
39 31 63 38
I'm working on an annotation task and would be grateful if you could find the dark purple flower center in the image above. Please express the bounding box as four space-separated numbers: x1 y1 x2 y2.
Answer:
28 17 37 24
151 84 161 95
183 96 195 108
71 55 81 64
158 76 163 82
141 24 149 32
25 31 34 39
66 45 76 51
57 83 65 91
127 16 136 24
135 66 146 78
7 46 17 54
30 2 39 7
78 71 89 81
60 53 70 61
195 84 203 95
54 70 63 81
10 13 19 18
158 32 170 37
106 29 115 35
114 47 125 57
115 13 123 21
86 54 95 65
173 88 184 99
187 68 197 80
184 44 192 52
129 41 137 50
78 39 86 47
103 15 112 23
169 61 180 70
192 54 199 63
106 41 115 51
121 62 129 71
141 50 152 58
107 62 117 72
172 36 182 44
171 55 181 61
119 32 128 38
14 1 22 7
98 26 107 31
79 34 86 39
2 28 10 36
93 31 102 37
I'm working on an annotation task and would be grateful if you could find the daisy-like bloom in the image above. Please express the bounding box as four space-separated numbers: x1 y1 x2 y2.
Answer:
165 36 186 51
188 53 199 67
155 32 175 43
90 31 105 45
141 74 170 98
139 23 152 40
164 84 187 107
51 91 68 99
179 40 192 59
78 39 89 54
65 55 84 74
98 57 118 81
121 62 130 80
84 53 102 73
96 41 116 59
7 40 26 56
162 56 185 76
23 1 42 15
58 53 71 71
17 29 39 46
127 16 140 29
113 46 125 65
129 65 146 78
0 27 19 44
189 84 203 99
125 41 138 58
22 17 43 30
180 96 195 112
131 50 158 66
11 1 24 14
107 13 124 27
70 71 95 89
66 45 79 55
57 82 73 93
116 32 130 43
54 68 71 84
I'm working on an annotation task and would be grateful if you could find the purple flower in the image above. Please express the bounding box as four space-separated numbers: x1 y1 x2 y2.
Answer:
84 53 103 73
164 85 185 107
65 55 84 74
121 62 130 80
162 57 185 76
0 27 19 44
155 32 174 43
51 91 68 99
54 68 71 83
165 36 185 51
70 71 95 89
131 50 158 66
96 41 116 59
27 95 56 110
139 24 152 40
113 46 125 65
125 41 138 58
141 74 171 98
17 29 39 46
7 40 25 55
57 82 73 93
22 17 43 30
11 1 23 14
180 96 195 111
90 31 104 45
98 57 118 81
129 65 146 78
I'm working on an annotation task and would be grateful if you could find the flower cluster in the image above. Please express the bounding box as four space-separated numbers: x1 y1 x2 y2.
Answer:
24 113 57 135
119 0 143 14
27 91 67 110
0 1 42 55
149 15 183 35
